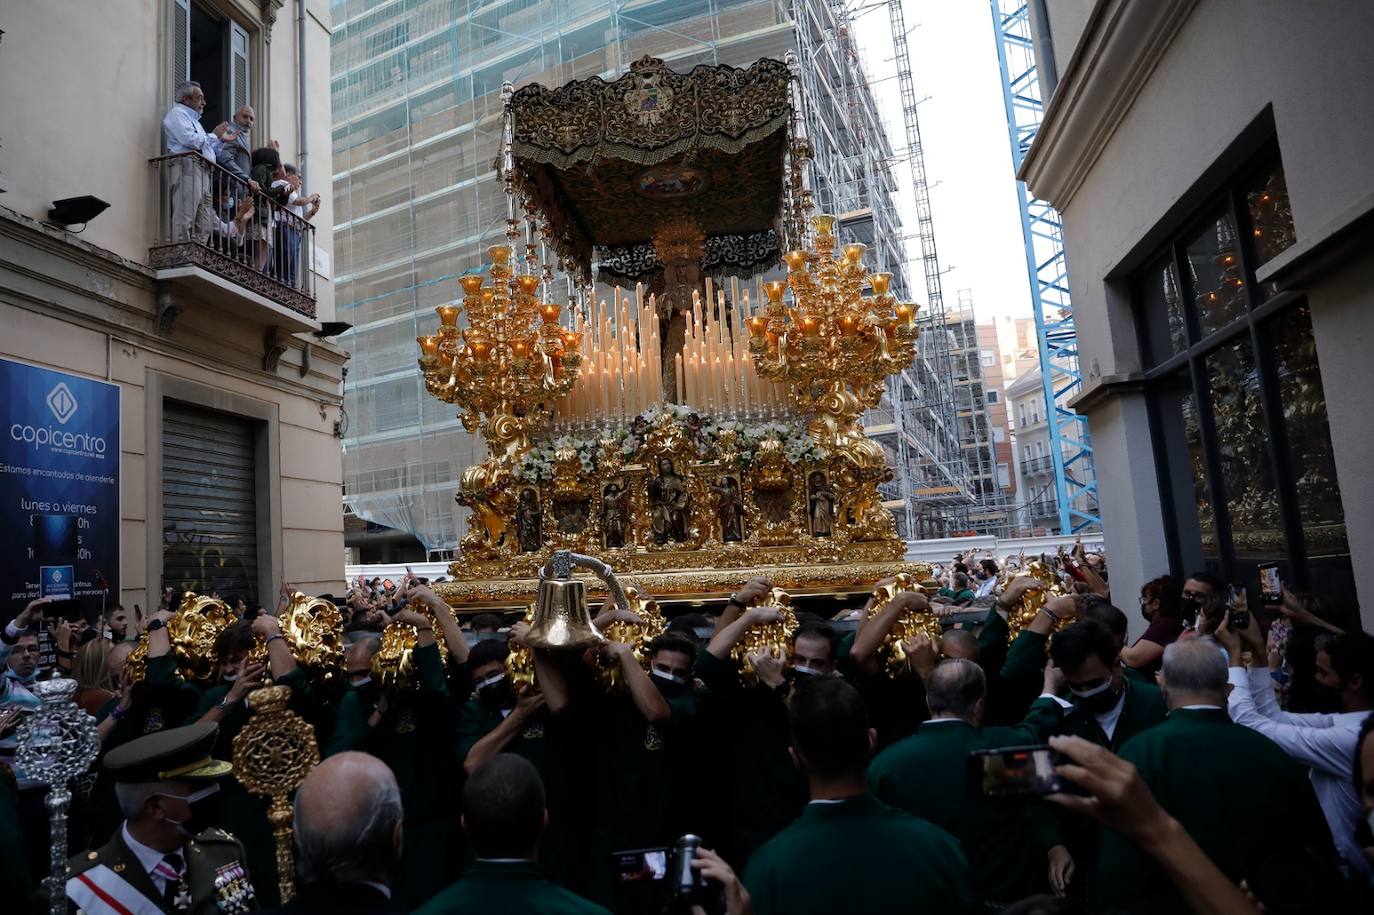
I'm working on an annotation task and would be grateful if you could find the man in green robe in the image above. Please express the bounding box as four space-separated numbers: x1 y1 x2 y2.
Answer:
744 678 975 914
1094 638 1339 912
415 754 609 915
588 632 706 904
694 579 808 866
869 657 1067 905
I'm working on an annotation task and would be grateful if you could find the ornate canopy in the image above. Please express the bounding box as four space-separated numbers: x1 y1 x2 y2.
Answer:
508 56 794 284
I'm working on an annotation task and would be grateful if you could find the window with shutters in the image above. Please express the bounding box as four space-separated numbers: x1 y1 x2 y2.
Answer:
162 401 261 605
172 0 251 130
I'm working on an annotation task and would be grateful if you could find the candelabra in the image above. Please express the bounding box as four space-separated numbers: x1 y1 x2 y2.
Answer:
747 213 920 450
746 213 921 542
16 678 100 915
417 224 583 555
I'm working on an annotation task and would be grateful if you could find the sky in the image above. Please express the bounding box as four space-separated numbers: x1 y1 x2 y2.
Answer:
853 0 1035 322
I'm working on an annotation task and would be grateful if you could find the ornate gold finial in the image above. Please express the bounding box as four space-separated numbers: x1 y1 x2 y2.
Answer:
231 685 320 903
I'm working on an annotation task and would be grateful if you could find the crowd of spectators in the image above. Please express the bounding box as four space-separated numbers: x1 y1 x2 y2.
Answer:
2 546 1372 914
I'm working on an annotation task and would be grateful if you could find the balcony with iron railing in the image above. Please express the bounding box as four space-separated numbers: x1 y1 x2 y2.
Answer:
1020 455 1054 475
149 153 318 333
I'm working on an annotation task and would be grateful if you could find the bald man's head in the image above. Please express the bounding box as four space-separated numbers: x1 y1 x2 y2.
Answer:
294 752 402 886
940 629 980 662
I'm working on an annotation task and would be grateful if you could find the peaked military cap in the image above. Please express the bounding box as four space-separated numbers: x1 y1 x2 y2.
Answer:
102 721 233 783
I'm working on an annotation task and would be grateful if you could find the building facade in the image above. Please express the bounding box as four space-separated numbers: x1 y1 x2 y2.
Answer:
976 321 1016 505
1022 0 1370 627
330 0 959 555
0 0 345 613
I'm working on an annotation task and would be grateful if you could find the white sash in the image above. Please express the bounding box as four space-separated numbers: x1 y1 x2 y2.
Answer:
65 863 166 915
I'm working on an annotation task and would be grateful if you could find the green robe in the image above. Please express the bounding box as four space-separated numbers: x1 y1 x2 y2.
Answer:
589 685 705 905
1094 707 1337 911
693 651 806 865
191 665 314 908
324 644 460 909
413 860 610 915
743 793 975 915
868 697 1063 904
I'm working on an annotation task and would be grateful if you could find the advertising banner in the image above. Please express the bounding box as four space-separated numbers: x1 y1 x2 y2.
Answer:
0 358 120 624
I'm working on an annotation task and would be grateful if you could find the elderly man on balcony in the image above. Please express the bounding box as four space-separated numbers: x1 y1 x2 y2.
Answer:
161 80 234 243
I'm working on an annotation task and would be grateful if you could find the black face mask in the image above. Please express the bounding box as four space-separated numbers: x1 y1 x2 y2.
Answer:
476 673 514 708
650 669 688 698
1178 595 1201 621
1071 679 1122 716
351 679 379 708
1306 681 1342 714
1139 602 1153 623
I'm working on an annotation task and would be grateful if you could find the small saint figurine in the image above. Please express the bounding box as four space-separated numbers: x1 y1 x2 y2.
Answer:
602 482 628 548
516 488 543 552
808 471 835 538
648 457 690 544
711 476 745 542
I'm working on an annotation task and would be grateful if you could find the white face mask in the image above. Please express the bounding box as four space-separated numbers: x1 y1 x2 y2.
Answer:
221 672 238 683
349 676 372 689
651 668 688 686
157 784 221 839
1069 680 1113 699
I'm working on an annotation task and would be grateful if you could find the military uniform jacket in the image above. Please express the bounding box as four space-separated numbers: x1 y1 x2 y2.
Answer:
868 697 1063 904
65 825 256 915
743 793 976 915
412 861 610 915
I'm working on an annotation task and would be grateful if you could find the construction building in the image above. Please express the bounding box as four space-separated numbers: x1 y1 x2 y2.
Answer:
916 294 1012 537
330 0 979 556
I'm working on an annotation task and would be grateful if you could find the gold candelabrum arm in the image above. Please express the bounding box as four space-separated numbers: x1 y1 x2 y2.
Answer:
748 214 920 450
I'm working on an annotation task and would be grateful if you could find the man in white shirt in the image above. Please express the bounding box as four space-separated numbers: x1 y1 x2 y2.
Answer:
1217 616 1374 878
161 81 232 243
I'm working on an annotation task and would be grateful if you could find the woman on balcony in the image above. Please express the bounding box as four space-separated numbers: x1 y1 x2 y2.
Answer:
249 145 292 277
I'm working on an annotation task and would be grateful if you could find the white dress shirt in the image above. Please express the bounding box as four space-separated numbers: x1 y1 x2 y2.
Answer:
162 103 218 160
1227 665 1370 875
1046 689 1126 741
122 822 182 895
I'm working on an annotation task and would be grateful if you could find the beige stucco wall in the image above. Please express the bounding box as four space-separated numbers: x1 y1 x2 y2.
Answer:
0 0 346 607
0 0 335 321
1032 0 1374 626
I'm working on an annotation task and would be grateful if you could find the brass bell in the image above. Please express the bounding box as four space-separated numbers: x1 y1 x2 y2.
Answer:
525 550 610 651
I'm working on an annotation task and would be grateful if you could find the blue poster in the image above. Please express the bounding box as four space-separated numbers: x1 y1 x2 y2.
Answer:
0 358 120 623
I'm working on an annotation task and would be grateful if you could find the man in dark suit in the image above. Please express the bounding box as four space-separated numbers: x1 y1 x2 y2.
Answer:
1094 638 1340 912
869 658 1068 905
262 751 403 915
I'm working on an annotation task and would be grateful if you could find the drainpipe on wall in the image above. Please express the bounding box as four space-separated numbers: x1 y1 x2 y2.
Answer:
1029 0 1059 98
297 0 308 187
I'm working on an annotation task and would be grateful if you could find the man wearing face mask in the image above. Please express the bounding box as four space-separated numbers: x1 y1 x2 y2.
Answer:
589 631 704 904
456 638 548 776
695 577 808 865
65 721 256 915
1047 620 1166 751
1219 618 1374 883
1178 571 1225 635
1094 639 1339 912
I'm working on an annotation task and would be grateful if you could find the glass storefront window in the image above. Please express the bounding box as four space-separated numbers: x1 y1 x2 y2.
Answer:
1186 209 1246 336
1268 304 1347 557
1246 165 1296 268
1205 338 1285 564
1140 254 1187 363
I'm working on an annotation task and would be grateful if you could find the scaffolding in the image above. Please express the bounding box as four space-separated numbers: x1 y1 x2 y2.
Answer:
989 0 1100 533
330 0 976 553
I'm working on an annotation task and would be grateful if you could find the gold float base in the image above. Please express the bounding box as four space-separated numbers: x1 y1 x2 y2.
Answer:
433 555 934 612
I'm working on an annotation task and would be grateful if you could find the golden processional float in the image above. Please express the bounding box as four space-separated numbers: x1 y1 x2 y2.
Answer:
418 54 937 614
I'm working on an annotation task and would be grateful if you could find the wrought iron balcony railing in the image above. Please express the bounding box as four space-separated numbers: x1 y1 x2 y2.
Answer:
149 152 316 320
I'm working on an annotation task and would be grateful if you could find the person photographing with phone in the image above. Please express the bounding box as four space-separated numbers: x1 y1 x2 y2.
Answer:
1217 609 1374 884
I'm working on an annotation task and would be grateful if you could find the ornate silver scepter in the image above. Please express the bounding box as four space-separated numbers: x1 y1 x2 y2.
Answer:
16 677 101 915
